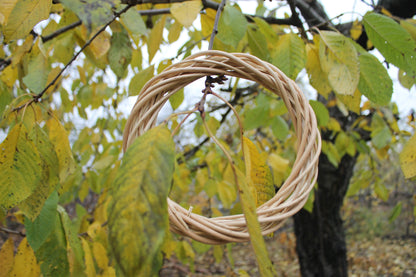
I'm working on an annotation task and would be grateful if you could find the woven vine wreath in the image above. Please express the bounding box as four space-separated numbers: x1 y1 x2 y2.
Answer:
123 50 321 245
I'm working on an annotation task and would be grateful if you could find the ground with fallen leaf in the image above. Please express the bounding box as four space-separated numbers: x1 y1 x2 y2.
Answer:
161 198 416 276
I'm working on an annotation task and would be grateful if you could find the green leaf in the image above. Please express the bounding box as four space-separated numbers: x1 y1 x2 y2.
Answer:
319 31 359 96
217 5 247 48
108 125 175 276
309 100 329 127
217 180 237 209
128 65 154 96
25 191 58 252
270 116 289 140
357 52 393 105
169 89 184 110
399 132 416 178
252 17 279 45
335 131 356 157
60 0 115 31
322 141 341 167
0 81 13 118
19 125 59 221
108 28 132 79
389 202 402 223
374 181 389 202
244 105 270 130
3 0 51 42
0 123 41 209
272 33 306 80
303 189 315 213
22 50 48 94
34 215 70 277
58 206 85 276
363 12 416 76
371 113 392 149
120 8 146 36
398 69 415 90
247 24 270 62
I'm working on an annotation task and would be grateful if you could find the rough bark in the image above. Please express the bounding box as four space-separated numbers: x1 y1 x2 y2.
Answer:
293 153 357 277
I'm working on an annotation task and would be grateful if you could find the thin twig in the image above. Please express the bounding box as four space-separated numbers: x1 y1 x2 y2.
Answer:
208 0 226 50
170 108 198 137
0 226 25 237
42 20 82 43
287 0 308 39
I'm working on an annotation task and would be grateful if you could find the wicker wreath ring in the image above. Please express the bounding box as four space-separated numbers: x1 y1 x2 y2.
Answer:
123 50 321 245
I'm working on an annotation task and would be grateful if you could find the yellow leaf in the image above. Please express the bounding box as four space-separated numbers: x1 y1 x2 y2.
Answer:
4 0 52 42
87 221 106 242
400 133 416 178
19 125 59 220
11 34 34 67
170 0 202 28
88 29 111 58
0 64 18 87
147 15 166 63
217 180 237 209
0 123 41 209
44 67 64 96
10 238 40 277
0 238 14 277
380 7 392 16
305 42 331 98
0 0 18 25
401 19 416 41
243 137 275 206
46 118 76 185
93 191 109 224
200 7 216 37
337 88 362 114
319 31 359 96
350 19 363 40
268 153 289 173
168 20 182 43
100 267 116 277
233 168 277 276
93 242 109 270
81 238 96 277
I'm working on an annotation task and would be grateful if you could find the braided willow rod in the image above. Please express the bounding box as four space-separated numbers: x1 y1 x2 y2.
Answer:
123 50 321 245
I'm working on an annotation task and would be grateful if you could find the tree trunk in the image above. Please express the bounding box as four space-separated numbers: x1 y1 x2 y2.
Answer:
293 152 357 276
290 0 414 276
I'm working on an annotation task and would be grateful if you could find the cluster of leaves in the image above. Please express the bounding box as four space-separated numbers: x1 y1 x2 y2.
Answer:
0 0 415 275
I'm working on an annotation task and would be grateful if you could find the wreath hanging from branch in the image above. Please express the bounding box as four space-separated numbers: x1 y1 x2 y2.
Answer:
123 50 321 245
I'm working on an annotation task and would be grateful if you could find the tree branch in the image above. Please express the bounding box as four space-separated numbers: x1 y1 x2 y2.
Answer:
12 4 134 112
295 0 334 30
42 20 82 43
0 226 25 236
208 0 226 50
